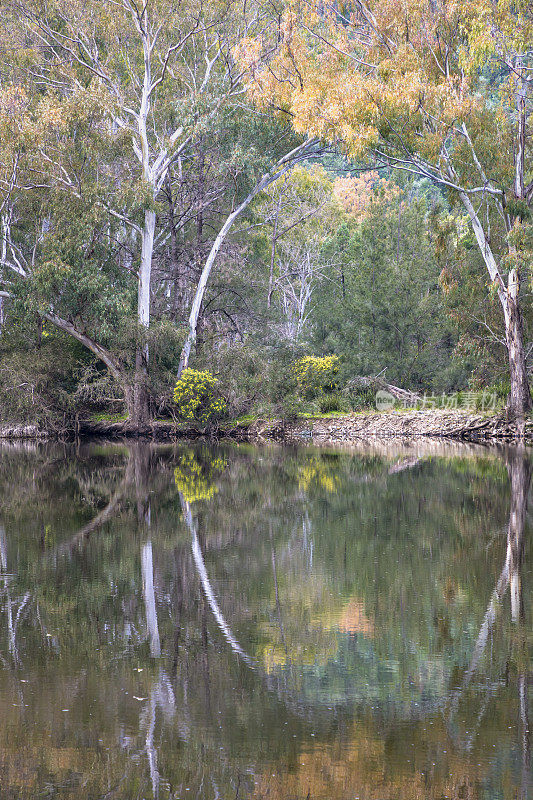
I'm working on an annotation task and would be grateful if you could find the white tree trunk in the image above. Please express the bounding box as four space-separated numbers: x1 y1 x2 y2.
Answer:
459 191 532 420
177 139 317 375
132 209 156 427
139 209 156 331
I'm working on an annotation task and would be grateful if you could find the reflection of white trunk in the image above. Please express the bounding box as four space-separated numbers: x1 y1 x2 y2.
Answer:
0 525 29 664
457 554 510 696
142 541 161 657
181 497 253 666
146 690 159 800
451 449 531 747
519 673 531 794
510 567 521 623
139 668 179 800
0 526 14 660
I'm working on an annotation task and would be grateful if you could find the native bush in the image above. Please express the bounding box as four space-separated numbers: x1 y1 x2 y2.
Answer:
292 355 340 399
318 392 350 413
173 368 226 423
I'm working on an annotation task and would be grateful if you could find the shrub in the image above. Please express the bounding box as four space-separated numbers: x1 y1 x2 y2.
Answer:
292 355 340 399
318 392 350 413
345 385 376 411
276 395 313 421
173 368 226 423
488 380 511 405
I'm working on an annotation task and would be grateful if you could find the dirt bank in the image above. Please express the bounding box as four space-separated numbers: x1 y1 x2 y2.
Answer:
0 424 50 439
244 410 533 444
2 409 532 442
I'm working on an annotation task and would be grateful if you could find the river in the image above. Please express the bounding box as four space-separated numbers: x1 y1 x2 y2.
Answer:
0 439 530 799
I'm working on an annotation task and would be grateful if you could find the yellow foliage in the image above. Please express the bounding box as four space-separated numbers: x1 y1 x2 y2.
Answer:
173 368 226 423
298 457 340 494
333 172 399 222
292 355 339 396
233 0 516 185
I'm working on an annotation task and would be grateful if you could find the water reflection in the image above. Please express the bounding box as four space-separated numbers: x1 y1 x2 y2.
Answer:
0 439 530 798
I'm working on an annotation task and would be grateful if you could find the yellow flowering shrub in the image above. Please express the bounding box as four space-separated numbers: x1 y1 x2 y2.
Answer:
173 368 226 423
174 451 227 504
292 355 340 398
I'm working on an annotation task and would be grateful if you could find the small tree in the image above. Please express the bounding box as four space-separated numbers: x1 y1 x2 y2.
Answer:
292 355 339 398
173 368 226 423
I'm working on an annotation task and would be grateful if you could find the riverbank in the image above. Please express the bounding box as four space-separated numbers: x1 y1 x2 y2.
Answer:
0 424 50 439
2 408 532 443
258 409 533 445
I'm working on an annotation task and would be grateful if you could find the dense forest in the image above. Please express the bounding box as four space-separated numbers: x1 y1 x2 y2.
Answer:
0 0 532 431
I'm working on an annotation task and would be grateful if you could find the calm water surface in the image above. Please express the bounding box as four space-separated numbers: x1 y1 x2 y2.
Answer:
0 438 531 799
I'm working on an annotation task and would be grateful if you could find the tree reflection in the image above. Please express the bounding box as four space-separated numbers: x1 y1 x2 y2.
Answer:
449 447 530 794
506 448 531 799
0 440 529 799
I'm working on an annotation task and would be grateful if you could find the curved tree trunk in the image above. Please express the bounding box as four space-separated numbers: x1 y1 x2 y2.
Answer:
177 139 318 376
458 192 532 429
44 310 136 422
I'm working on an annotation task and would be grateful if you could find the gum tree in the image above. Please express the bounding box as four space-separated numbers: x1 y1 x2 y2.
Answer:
0 0 319 423
0 0 256 426
236 0 533 425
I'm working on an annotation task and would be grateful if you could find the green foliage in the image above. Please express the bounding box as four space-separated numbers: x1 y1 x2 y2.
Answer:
343 383 376 411
313 180 458 394
318 392 350 413
0 327 93 427
173 368 227 423
506 197 532 223
277 394 315 421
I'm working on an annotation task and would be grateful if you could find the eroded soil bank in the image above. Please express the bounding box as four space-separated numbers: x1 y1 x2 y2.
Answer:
256 409 533 445
2 409 532 443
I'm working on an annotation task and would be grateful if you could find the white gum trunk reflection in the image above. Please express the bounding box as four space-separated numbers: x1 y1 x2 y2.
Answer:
142 541 161 658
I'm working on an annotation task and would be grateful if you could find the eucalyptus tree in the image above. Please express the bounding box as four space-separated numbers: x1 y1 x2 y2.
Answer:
176 137 318 374
0 1 321 422
1 0 253 424
236 0 533 427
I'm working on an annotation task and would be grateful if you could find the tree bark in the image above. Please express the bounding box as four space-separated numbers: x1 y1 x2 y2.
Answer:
459 191 532 425
132 208 156 430
268 194 282 308
132 350 150 430
502 286 532 425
